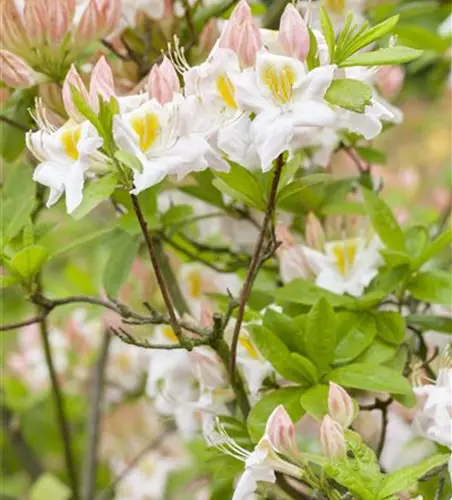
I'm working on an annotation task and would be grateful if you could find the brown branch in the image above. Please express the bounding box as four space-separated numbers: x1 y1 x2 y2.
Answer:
130 194 187 346
229 155 284 383
81 331 112 500
0 315 45 332
0 114 29 132
359 397 393 459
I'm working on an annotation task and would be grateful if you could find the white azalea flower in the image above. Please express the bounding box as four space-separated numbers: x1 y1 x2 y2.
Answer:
301 0 366 34
120 0 165 26
27 121 103 213
301 235 383 296
114 95 228 194
209 410 302 500
232 51 337 170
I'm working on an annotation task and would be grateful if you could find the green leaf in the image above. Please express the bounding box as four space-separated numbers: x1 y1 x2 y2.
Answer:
0 275 20 288
102 232 139 298
272 278 357 308
394 24 449 52
162 205 194 226
325 79 373 113
247 387 305 442
339 15 400 60
407 315 452 333
49 227 114 258
374 311 406 345
407 270 452 305
11 245 49 281
71 86 102 132
377 454 449 499
362 188 406 252
416 228 452 267
340 46 423 67
247 325 308 382
71 173 119 220
304 298 337 370
277 174 336 204
214 163 265 210
263 308 305 354
290 353 319 385
380 249 411 268
114 149 143 173
334 323 377 364
306 28 320 70
300 384 329 419
320 7 335 60
29 473 71 500
355 147 387 165
355 339 397 364
330 363 412 395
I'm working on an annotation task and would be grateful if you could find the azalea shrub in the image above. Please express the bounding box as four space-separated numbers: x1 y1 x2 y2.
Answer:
0 0 451 499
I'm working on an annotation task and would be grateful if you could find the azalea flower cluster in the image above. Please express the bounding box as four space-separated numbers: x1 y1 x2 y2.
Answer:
25 0 400 214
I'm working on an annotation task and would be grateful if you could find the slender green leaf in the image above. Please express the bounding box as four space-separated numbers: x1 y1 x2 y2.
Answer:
300 384 329 419
407 315 452 333
325 79 373 113
11 245 49 281
71 173 119 220
340 46 423 67
417 228 452 266
320 7 335 60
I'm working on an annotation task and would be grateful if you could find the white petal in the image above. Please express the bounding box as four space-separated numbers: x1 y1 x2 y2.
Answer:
339 109 382 140
301 246 330 274
290 100 336 128
65 162 86 213
232 70 274 114
297 65 336 100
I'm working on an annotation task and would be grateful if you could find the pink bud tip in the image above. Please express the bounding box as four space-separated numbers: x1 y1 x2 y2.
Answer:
265 405 300 457
328 382 355 428
320 415 346 459
230 0 253 25
376 65 405 99
147 65 173 104
279 4 310 61
89 56 115 109
159 56 180 93
0 50 36 88
305 213 324 250
236 19 262 68
47 0 76 45
1 0 29 53
75 0 121 44
62 65 90 121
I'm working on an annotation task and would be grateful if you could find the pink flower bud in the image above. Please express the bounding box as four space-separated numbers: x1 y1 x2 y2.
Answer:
328 382 355 428
320 415 346 459
75 0 121 44
229 0 253 25
47 0 76 45
200 301 214 328
23 0 47 45
62 64 90 121
147 65 174 104
377 65 405 99
275 223 296 250
236 19 262 68
0 0 29 53
279 4 310 61
159 56 180 93
199 19 219 54
305 213 325 250
219 20 240 52
89 56 115 109
0 50 36 88
265 405 300 458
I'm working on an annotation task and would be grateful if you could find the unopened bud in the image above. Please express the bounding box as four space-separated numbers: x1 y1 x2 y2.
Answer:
199 19 219 54
62 65 90 121
89 56 115 109
75 0 121 44
219 20 240 52
320 415 346 459
147 65 173 104
236 19 262 68
47 0 76 45
328 382 355 428
266 405 300 458
229 0 253 24
159 56 180 92
23 0 46 46
199 301 214 328
0 0 29 53
0 51 36 88
305 213 325 250
279 4 310 61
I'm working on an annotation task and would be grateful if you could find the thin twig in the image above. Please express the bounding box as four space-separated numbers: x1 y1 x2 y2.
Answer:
0 315 45 331
38 314 79 498
0 114 29 132
130 194 185 345
359 397 393 459
230 155 284 381
81 332 112 500
0 404 44 481
101 39 129 61
344 147 365 174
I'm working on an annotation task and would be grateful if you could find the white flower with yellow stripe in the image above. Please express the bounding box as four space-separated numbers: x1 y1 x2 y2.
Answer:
232 51 337 171
302 235 383 296
27 120 103 213
114 95 229 194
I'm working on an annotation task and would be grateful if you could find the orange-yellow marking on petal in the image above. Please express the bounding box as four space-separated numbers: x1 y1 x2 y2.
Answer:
131 113 159 152
239 336 259 359
261 64 296 104
61 126 82 160
216 73 238 109
162 325 178 343
332 240 357 276
325 0 345 15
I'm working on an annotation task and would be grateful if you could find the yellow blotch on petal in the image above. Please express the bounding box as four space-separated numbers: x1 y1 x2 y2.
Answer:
162 325 178 343
325 0 345 15
239 336 259 360
187 270 202 298
131 113 160 152
332 240 357 277
261 64 296 104
61 126 82 160
216 73 238 109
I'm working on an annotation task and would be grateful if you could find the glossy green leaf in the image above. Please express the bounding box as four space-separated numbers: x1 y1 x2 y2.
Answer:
247 387 305 442
29 474 71 500
72 173 119 220
407 315 452 333
362 188 406 251
290 353 319 385
407 270 452 305
377 454 449 499
320 7 335 60
374 311 406 345
417 228 452 266
330 363 412 395
325 79 373 113
340 46 422 67
114 149 143 173
263 308 304 354
300 384 329 420
11 245 49 281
